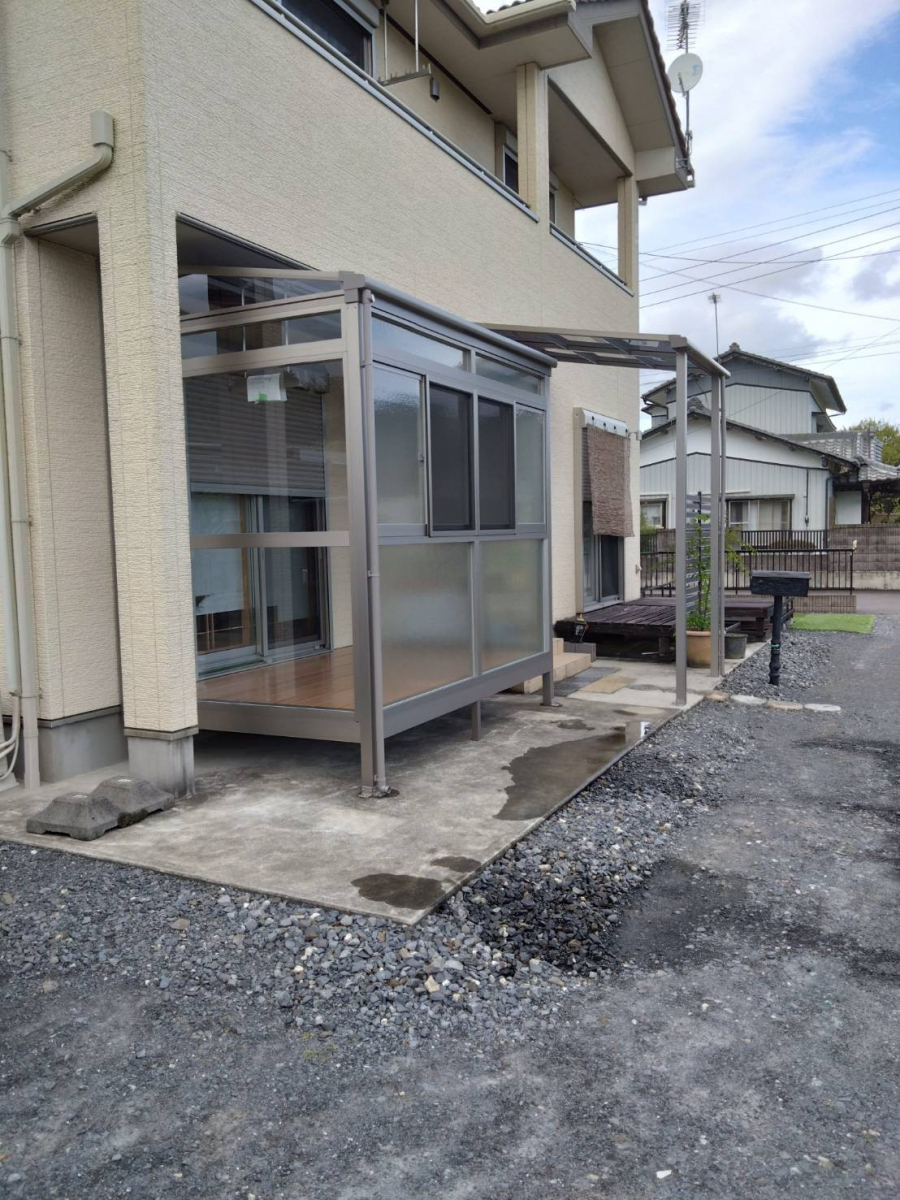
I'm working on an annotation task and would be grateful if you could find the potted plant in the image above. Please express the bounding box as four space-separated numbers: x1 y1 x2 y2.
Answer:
684 510 750 668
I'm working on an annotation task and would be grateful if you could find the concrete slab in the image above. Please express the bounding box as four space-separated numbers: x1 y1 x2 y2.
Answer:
0 694 673 925
569 642 767 712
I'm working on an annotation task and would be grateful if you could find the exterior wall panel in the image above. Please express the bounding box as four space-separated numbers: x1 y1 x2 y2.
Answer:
3 0 643 731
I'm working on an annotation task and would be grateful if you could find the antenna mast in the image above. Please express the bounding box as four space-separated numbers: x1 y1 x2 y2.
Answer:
708 291 721 356
666 1 704 158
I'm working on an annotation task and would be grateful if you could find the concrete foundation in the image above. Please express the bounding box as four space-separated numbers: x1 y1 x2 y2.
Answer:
0 694 672 923
126 730 196 799
5 708 127 784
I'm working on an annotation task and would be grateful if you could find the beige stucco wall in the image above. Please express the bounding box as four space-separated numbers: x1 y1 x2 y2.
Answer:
2 0 641 731
13 240 121 720
379 20 496 173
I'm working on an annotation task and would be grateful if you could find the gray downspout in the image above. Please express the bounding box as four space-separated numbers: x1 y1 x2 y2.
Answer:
0 110 115 789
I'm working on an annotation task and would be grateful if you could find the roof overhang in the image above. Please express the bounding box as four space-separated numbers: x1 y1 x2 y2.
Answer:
570 0 691 194
484 326 729 376
385 0 590 128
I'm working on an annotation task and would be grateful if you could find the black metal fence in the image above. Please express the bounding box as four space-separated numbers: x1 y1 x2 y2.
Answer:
640 529 854 596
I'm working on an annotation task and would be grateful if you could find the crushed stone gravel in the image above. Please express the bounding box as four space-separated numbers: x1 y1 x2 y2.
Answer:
720 627 832 699
0 632 832 1052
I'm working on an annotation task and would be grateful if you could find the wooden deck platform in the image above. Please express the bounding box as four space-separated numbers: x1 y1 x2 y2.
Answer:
555 594 788 654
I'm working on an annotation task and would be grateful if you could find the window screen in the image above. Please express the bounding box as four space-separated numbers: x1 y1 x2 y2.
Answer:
478 399 514 530
429 386 473 531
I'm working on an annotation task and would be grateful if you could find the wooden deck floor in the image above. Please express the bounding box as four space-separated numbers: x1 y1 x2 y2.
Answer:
198 647 356 710
555 594 782 646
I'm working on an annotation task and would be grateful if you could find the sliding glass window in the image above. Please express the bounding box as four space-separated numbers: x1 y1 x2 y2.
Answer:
478 398 515 530
429 385 473 531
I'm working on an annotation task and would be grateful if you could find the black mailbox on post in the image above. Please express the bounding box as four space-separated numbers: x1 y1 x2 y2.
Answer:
750 570 811 598
749 570 811 685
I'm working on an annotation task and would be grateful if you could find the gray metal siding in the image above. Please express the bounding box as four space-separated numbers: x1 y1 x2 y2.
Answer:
640 453 831 530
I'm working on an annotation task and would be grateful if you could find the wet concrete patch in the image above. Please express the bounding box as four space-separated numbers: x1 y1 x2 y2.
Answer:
351 873 447 911
496 727 639 822
554 719 594 731
430 856 481 873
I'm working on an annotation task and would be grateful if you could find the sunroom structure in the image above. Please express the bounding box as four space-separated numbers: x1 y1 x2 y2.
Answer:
180 269 554 795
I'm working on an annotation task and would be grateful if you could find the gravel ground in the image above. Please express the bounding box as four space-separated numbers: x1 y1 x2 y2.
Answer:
0 705 740 1048
2 621 899 1199
720 626 832 698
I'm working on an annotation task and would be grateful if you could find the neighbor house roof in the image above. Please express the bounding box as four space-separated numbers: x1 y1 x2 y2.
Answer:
641 345 847 414
640 398 858 470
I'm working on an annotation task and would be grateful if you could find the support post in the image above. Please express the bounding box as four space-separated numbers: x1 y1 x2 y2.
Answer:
674 348 688 707
515 63 550 221
769 595 783 685
346 287 388 796
541 669 554 707
709 373 723 677
470 700 482 741
617 176 639 290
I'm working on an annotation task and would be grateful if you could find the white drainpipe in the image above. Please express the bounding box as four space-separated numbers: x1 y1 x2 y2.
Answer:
0 110 115 789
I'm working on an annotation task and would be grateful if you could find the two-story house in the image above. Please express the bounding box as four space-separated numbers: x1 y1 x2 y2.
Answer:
0 0 690 796
639 344 860 532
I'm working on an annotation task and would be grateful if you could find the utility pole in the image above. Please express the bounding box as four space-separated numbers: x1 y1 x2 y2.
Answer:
708 291 721 356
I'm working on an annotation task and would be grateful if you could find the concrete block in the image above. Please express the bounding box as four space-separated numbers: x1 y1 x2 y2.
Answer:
25 777 176 841
732 694 766 706
26 792 121 840
706 691 730 702
90 776 176 825
765 700 803 711
804 703 841 713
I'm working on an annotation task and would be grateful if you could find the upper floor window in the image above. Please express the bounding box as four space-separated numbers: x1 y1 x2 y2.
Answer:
548 183 558 224
502 147 519 194
280 0 372 69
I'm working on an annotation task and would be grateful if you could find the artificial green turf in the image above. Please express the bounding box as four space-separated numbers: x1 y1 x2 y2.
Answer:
792 612 875 634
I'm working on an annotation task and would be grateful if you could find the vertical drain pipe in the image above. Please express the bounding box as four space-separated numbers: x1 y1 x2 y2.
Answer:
0 110 115 789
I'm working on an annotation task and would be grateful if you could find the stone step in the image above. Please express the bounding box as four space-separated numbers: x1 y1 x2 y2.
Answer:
507 649 594 694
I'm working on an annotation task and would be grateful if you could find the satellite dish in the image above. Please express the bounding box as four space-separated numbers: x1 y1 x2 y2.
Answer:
668 52 703 94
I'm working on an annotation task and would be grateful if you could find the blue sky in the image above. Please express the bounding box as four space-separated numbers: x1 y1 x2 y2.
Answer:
575 0 900 428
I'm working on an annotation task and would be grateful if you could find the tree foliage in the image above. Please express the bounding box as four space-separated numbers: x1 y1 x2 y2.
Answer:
847 419 900 466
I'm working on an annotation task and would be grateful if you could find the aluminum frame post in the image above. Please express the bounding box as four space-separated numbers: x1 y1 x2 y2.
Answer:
674 348 688 706
719 380 728 668
709 373 723 677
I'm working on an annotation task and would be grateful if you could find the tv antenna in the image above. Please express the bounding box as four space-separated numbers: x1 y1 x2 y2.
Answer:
708 291 721 356
666 2 704 159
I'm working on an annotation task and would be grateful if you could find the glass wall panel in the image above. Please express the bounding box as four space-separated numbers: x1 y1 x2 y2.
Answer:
429 385 473 531
478 399 515 529
186 358 353 707
373 317 466 371
380 543 473 703
476 354 542 394
181 310 341 358
374 366 426 527
179 274 342 316
481 539 544 670
184 360 345 509
193 547 353 709
515 407 545 525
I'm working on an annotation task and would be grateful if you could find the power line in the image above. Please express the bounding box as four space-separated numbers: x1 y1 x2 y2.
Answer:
647 186 900 253
641 209 900 296
722 287 900 323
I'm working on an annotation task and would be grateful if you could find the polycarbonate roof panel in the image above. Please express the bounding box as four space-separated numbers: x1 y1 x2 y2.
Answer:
485 326 729 377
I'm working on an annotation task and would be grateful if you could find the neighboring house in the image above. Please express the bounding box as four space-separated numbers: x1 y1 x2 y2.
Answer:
0 0 690 795
639 344 892 532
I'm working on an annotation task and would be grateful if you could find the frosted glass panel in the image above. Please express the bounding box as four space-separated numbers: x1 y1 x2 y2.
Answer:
381 543 473 703
481 539 544 670
516 407 545 525
476 354 542 394
374 366 425 527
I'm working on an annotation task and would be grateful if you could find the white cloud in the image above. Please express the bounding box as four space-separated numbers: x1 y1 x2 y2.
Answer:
576 0 900 427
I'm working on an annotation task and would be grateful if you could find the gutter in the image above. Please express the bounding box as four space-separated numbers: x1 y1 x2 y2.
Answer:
0 110 115 789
